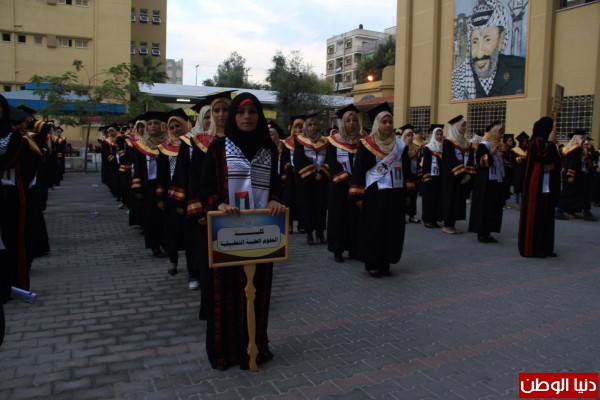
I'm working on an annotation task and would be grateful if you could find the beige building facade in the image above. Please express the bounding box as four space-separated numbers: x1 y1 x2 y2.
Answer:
0 0 131 93
391 0 600 141
130 0 167 72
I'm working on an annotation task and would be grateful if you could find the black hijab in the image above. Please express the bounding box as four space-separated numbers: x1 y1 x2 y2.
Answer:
0 94 12 137
225 92 275 161
532 116 553 141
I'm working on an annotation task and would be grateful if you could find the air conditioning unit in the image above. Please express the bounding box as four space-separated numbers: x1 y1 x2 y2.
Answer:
131 14 136 22
139 15 148 23
130 47 135 55
139 47 148 55
151 49 160 56
152 16 161 24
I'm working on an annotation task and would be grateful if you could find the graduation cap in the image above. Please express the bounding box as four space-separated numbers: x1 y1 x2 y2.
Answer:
474 130 484 137
399 123 415 132
568 128 586 139
268 120 284 137
515 131 529 143
204 90 236 106
335 104 360 119
168 108 189 122
447 115 464 125
367 102 393 121
485 120 502 132
502 133 514 143
429 124 444 133
144 111 168 122
9 106 28 124
190 97 209 113
17 104 37 116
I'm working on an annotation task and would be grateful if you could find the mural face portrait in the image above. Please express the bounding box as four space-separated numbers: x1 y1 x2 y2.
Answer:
470 26 506 80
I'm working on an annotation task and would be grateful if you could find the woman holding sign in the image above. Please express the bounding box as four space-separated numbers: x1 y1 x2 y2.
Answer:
200 92 285 371
349 102 414 278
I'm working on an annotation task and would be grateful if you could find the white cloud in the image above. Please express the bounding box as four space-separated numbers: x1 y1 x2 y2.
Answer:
166 0 396 85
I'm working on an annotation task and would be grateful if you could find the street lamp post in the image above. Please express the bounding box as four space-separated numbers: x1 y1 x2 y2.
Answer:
195 64 199 86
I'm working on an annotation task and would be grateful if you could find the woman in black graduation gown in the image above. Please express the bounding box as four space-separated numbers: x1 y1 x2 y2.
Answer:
468 121 506 243
518 116 561 258
421 125 444 228
400 125 421 224
326 104 362 263
280 116 305 234
293 114 329 245
349 102 413 278
440 115 475 234
156 109 190 275
511 131 529 210
200 92 285 370
126 119 146 229
131 111 167 257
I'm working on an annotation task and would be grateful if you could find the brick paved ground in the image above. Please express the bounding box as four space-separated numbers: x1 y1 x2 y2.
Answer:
1 172 599 400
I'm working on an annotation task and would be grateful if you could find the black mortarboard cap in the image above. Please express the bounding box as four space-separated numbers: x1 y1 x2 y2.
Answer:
168 108 189 122
204 90 236 106
335 104 360 119
429 124 444 132
448 115 464 125
474 130 484 137
367 102 393 121
516 131 529 143
17 104 37 115
399 124 415 132
144 111 168 123
503 133 514 143
568 128 586 139
485 120 502 132
9 106 28 124
190 98 209 113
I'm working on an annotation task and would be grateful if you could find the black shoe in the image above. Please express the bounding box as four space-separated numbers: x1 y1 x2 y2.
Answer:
477 235 489 243
408 217 421 224
152 248 164 257
380 270 392 277
368 270 382 278
486 235 498 243
198 304 207 320
168 263 178 275
334 254 344 263
548 252 558 257
316 232 327 245
306 232 315 245
555 212 570 220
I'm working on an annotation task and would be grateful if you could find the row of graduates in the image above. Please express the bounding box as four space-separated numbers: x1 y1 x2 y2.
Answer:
1 95 56 346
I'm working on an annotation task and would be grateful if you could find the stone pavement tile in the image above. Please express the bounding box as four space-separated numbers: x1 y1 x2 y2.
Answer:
9 384 52 400
269 374 313 394
53 377 92 394
69 385 116 400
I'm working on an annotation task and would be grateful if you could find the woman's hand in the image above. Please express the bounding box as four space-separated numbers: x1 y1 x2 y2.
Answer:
314 172 322 182
218 203 240 216
157 201 166 211
355 200 363 209
197 216 207 226
460 174 471 185
267 200 286 216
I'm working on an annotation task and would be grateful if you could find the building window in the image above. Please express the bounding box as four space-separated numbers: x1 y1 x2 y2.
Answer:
59 38 73 47
59 0 73 4
17 35 26 44
344 56 351 66
2 33 11 42
131 7 135 22
345 39 352 49
344 73 351 82
558 0 599 10
3 85 12 92
151 43 160 57
467 101 507 137
130 41 135 55
152 10 161 24
555 95 595 140
409 106 432 135
75 39 88 48
75 0 88 6
139 9 148 23
327 61 333 70
327 45 334 54
139 42 148 55
34 35 43 45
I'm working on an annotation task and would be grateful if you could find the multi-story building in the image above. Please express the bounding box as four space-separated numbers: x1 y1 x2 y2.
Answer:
130 0 167 75
166 58 183 84
325 25 394 93
0 0 131 92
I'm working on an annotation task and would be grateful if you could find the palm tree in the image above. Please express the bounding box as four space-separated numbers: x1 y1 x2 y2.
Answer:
131 56 168 84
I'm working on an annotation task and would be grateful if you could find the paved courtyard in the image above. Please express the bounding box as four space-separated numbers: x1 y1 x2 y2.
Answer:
1 172 599 399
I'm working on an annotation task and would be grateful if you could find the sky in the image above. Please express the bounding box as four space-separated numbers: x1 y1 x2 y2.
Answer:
166 0 397 86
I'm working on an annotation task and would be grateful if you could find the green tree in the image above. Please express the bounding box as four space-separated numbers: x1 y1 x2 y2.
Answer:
31 60 132 172
204 51 268 89
266 50 333 133
131 56 168 84
357 36 396 83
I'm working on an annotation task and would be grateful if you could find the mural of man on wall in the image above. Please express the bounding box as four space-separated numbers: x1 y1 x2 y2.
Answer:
451 0 528 101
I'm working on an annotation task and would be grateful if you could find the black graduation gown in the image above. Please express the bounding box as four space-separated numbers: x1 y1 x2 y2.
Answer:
156 144 185 255
518 138 561 257
503 147 514 200
468 143 505 236
325 135 359 257
349 136 413 270
131 140 163 250
421 147 443 224
440 139 475 226
125 137 143 228
557 146 586 212
405 145 420 218
199 137 281 370
292 136 329 234
280 136 299 230
511 146 527 196
591 149 600 204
